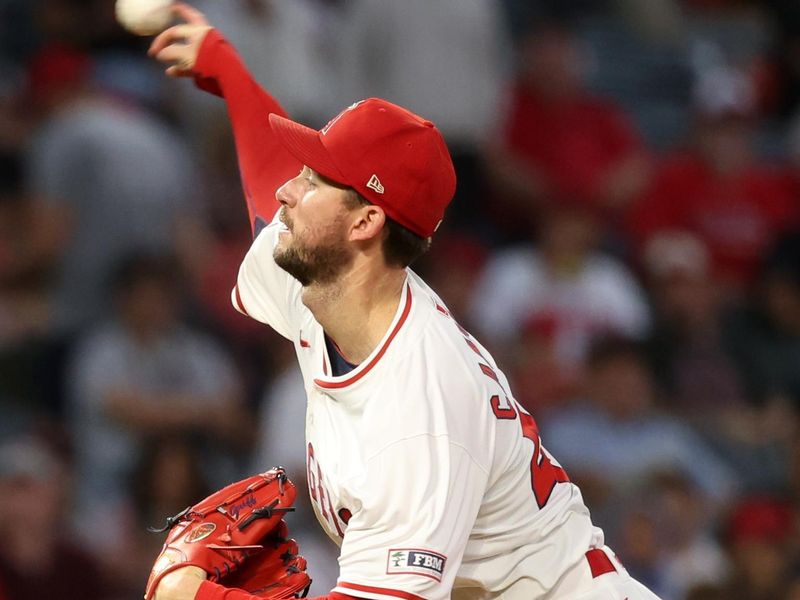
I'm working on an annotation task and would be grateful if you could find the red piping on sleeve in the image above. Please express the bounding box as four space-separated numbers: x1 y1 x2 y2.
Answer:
195 580 358 600
337 581 426 600
233 285 249 316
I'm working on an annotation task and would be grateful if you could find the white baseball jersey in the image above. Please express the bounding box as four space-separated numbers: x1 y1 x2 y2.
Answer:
233 212 605 600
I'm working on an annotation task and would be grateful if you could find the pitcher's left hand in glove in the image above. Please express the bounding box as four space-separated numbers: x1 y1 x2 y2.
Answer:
145 467 311 599
221 522 309 598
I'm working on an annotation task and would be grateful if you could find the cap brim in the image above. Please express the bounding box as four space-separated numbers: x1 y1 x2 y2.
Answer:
268 113 348 185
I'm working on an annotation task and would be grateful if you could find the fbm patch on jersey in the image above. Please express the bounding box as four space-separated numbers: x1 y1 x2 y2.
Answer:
386 548 446 582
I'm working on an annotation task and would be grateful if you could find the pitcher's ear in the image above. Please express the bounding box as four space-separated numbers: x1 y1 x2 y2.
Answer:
349 204 386 243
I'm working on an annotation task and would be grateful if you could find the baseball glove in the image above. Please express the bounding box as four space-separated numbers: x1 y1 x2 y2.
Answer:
221 523 310 598
145 467 311 600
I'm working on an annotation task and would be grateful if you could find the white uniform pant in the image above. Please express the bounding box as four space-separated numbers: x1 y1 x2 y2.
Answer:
473 546 662 600
547 545 661 600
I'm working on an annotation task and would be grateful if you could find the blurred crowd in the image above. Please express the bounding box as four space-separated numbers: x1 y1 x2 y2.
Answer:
0 0 799 598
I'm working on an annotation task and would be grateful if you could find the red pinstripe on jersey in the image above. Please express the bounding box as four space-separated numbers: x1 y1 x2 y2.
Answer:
315 284 412 389
335 582 425 600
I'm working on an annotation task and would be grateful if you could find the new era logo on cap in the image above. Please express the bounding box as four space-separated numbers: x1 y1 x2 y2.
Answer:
366 174 384 194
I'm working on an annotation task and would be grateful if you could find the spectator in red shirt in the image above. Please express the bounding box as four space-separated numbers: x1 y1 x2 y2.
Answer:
626 66 799 292
488 21 650 237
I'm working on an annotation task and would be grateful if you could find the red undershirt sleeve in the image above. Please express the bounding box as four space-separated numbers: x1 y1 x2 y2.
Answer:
195 580 358 600
191 28 302 235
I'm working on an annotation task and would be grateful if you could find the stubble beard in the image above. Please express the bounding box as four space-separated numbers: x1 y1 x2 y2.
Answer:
274 221 353 287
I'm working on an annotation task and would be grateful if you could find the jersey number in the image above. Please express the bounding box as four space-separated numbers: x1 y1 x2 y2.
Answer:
488 377 569 508
518 405 569 509
440 306 569 509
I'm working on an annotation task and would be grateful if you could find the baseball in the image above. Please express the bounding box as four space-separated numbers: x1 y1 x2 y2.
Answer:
115 0 174 36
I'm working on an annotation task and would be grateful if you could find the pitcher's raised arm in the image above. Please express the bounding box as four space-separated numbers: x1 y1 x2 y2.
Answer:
149 3 300 234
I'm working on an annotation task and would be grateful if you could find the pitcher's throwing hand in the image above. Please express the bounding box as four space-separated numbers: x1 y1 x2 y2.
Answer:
148 2 211 77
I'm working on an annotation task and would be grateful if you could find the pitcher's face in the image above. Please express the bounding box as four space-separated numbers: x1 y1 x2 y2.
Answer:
273 167 355 286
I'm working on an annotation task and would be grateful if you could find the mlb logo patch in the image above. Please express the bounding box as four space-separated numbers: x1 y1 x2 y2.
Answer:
386 548 446 582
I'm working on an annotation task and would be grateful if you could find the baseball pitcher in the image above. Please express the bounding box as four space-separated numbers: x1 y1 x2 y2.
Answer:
144 4 663 600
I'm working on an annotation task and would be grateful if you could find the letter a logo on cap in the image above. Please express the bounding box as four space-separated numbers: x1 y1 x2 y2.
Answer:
367 174 385 194
321 100 366 136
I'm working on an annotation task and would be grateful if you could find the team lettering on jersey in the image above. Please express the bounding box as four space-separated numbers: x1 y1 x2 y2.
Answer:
307 442 350 538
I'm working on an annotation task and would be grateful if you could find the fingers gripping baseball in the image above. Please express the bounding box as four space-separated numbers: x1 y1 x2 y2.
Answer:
148 3 211 77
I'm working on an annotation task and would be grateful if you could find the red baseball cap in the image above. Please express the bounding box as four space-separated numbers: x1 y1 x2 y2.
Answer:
268 98 457 238
726 497 795 545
